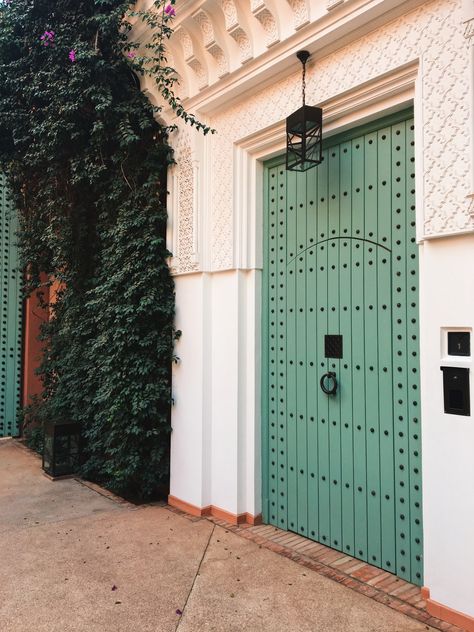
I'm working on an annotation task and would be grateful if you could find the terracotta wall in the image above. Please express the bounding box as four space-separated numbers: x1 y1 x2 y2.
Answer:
22 280 49 408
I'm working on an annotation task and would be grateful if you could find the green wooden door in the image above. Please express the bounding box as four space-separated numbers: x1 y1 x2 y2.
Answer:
262 112 423 585
0 173 23 437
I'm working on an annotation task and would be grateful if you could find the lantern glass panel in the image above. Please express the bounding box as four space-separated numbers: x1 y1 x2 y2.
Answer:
286 105 323 172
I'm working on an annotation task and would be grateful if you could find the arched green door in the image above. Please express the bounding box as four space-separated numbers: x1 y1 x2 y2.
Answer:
0 173 23 437
262 112 423 585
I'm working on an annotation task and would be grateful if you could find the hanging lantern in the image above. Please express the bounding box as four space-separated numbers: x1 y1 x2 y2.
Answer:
286 50 323 172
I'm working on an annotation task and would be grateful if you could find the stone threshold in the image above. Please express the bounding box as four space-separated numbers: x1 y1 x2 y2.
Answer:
166 504 464 632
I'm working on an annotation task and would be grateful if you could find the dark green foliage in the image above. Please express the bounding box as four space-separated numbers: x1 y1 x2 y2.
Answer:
24 426 45 454
0 0 198 498
19 398 45 453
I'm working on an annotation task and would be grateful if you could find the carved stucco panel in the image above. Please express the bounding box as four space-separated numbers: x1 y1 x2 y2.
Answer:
285 0 309 29
193 9 229 77
252 7 279 47
220 0 253 63
221 0 239 30
207 44 229 77
175 26 208 90
172 129 199 274
229 26 253 63
193 9 215 47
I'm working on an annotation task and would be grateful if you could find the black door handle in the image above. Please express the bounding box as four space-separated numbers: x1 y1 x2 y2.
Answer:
320 372 338 395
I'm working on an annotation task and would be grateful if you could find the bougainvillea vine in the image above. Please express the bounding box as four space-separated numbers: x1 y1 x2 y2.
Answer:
0 0 210 499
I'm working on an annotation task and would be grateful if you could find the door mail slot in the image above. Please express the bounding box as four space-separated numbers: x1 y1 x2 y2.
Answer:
325 335 343 359
441 366 470 416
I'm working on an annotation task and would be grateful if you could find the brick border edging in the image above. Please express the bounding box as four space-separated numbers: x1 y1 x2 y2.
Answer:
75 479 136 508
166 503 464 632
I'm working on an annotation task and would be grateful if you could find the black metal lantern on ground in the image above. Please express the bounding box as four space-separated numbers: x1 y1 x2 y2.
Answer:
42 421 82 478
286 50 323 172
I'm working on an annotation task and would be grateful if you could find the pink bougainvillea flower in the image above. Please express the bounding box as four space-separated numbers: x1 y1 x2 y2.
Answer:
164 4 176 16
40 30 55 47
69 50 76 62
127 51 136 59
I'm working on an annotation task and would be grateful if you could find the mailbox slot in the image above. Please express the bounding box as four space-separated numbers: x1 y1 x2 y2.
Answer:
441 366 470 416
447 331 470 357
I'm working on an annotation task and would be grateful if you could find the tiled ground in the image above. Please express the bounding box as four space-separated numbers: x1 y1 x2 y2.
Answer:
167 505 464 632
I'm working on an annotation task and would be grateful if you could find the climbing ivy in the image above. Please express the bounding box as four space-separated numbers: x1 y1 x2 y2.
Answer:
0 0 207 499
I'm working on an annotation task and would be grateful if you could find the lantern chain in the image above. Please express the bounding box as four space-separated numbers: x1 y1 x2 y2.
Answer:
296 50 310 107
302 59 306 106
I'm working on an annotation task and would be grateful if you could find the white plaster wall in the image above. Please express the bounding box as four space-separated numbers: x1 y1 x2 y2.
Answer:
171 273 212 509
209 271 240 512
420 234 474 616
171 269 262 517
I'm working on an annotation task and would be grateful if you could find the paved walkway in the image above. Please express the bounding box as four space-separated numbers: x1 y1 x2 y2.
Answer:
0 439 436 632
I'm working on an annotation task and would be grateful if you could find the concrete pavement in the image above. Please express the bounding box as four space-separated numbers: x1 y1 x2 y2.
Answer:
0 439 435 632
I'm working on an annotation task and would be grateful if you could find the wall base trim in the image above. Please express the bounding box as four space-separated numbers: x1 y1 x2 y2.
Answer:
422 587 474 631
168 495 262 526
168 495 212 517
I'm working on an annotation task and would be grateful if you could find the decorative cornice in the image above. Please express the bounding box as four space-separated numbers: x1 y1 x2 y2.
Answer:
193 8 229 77
251 1 279 48
133 0 427 114
171 0 426 116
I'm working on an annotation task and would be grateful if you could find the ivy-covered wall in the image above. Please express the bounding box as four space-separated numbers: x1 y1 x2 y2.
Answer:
0 0 208 499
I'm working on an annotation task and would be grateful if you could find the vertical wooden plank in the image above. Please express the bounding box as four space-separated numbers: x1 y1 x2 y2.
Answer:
317 149 330 545
287 170 298 264
405 119 423 585
296 171 308 535
261 165 270 523
296 249 308 535
377 127 396 573
339 141 355 557
306 238 319 540
391 121 411 582
327 146 342 550
287 257 298 531
306 168 318 252
364 131 381 567
266 165 280 526
276 165 289 531
351 136 368 562
286 170 298 532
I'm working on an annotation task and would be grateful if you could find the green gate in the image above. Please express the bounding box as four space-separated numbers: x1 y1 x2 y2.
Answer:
262 111 423 585
0 173 23 437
